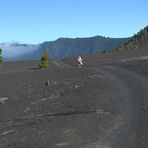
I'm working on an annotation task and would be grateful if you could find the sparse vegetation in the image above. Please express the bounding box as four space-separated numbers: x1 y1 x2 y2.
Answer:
0 48 3 65
113 25 148 51
38 50 49 68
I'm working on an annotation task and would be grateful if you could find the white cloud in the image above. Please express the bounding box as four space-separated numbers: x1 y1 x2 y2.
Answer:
0 42 39 59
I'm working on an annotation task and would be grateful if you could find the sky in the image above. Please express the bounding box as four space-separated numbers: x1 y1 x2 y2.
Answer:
0 0 147 44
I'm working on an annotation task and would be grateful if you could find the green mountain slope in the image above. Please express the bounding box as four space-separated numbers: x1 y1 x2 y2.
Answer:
114 26 148 51
17 36 128 60
1 36 128 61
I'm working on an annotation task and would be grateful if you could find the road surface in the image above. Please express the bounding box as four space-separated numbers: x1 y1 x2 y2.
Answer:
0 58 148 148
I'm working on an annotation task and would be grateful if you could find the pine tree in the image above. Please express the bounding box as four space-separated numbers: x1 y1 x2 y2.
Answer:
0 48 2 65
38 50 49 68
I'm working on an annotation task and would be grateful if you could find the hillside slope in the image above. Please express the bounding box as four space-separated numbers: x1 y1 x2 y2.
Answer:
9 36 127 61
114 26 148 51
38 36 127 58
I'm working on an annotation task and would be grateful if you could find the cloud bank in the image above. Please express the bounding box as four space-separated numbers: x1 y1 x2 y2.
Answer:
0 42 39 60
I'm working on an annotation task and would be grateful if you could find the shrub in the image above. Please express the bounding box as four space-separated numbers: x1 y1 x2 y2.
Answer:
38 50 49 68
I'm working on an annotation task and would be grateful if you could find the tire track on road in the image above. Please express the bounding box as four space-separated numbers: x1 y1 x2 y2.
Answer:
101 65 148 148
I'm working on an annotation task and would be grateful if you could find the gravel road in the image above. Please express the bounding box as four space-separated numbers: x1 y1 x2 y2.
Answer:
1 51 148 147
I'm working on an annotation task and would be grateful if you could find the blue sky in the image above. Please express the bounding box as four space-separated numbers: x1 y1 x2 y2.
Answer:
0 0 147 44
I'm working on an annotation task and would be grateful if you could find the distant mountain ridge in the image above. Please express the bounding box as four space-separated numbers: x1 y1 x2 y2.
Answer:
14 36 128 61
0 36 128 61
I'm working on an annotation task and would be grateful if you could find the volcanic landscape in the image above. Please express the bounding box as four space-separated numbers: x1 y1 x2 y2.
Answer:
1 49 148 148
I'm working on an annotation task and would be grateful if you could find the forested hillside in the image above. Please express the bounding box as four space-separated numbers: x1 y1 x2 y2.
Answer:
114 26 148 51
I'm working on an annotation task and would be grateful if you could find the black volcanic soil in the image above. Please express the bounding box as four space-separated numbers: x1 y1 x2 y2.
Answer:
1 49 148 148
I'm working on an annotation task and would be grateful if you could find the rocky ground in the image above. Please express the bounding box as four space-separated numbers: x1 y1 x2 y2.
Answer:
1 49 148 148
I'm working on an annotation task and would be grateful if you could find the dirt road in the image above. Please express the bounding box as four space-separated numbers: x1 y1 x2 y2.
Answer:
0 56 148 147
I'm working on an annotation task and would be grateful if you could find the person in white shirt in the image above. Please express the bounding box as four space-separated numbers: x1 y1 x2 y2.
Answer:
77 56 83 67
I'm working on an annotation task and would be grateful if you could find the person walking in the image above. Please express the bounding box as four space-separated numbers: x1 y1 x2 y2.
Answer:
77 56 83 67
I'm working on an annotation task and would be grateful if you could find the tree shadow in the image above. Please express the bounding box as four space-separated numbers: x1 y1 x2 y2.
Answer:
29 67 41 70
